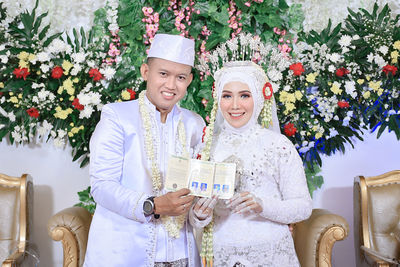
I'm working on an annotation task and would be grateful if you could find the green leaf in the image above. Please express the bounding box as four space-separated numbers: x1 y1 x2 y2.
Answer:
73 28 80 52
376 122 387 138
43 32 63 47
33 11 48 35
80 27 86 48
38 24 50 40
278 0 289 10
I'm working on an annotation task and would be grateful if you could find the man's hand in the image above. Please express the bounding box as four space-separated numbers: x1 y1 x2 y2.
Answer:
154 188 195 216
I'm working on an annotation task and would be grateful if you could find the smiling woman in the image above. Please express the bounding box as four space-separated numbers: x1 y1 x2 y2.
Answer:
219 81 254 129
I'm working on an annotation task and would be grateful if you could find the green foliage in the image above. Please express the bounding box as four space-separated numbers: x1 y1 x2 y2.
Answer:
305 163 324 197
75 186 96 214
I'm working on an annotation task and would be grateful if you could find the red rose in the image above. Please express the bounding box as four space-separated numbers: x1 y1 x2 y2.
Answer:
89 68 103 81
26 107 39 118
196 153 202 160
382 64 398 76
127 89 136 100
72 98 84 110
0 92 3 97
336 67 350 77
289 63 304 76
51 66 63 79
284 123 297 137
13 68 30 80
262 82 273 100
337 100 350 108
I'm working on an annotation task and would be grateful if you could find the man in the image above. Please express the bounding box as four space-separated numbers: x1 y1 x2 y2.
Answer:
84 34 204 267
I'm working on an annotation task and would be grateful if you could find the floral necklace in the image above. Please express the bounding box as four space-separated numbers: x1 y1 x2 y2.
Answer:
138 90 187 238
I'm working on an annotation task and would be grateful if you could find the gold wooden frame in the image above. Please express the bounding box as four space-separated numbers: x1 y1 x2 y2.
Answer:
318 225 348 267
356 170 400 267
0 173 31 267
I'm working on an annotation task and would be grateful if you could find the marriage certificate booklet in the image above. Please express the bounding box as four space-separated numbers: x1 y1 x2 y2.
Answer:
165 155 236 199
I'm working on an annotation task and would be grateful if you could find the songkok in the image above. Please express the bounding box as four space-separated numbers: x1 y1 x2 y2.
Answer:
147 34 195 67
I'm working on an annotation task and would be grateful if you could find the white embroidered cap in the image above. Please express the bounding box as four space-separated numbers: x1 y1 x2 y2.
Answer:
147 34 195 67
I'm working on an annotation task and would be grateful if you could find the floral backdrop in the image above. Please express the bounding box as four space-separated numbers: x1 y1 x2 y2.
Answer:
0 0 399 205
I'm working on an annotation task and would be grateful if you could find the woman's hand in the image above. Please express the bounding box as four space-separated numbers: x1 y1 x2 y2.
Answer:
192 195 218 220
226 192 263 214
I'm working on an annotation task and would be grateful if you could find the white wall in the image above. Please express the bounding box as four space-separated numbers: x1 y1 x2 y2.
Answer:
1 130 400 266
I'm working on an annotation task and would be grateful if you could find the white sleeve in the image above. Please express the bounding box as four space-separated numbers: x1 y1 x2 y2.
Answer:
258 138 312 224
89 105 151 223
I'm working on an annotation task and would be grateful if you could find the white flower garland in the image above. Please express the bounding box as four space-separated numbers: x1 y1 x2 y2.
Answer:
138 90 187 238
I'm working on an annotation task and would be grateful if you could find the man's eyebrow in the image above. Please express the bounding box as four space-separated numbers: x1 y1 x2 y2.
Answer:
158 68 190 76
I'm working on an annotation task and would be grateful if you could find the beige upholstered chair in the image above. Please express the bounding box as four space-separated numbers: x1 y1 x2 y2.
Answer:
0 173 37 267
354 170 400 267
48 206 348 267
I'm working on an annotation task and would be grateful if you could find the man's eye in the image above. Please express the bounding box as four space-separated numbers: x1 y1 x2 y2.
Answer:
159 72 167 76
178 76 186 81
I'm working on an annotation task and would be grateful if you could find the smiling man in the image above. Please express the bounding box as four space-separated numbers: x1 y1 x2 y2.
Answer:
84 34 204 267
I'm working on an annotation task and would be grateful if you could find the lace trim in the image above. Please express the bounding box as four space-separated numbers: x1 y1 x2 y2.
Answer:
132 192 144 222
154 258 188 267
144 219 157 267
213 234 299 267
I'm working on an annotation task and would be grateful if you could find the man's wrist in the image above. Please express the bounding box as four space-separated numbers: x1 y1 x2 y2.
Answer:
143 196 160 219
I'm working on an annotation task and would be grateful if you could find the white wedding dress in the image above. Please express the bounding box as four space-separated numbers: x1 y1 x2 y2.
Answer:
192 123 312 267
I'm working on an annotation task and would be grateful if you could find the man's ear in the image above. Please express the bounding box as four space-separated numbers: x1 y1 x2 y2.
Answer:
187 72 193 85
140 63 149 81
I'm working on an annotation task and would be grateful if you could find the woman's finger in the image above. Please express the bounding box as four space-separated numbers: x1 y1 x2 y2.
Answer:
234 199 254 212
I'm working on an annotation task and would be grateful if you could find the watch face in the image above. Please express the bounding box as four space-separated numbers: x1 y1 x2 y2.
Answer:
143 200 153 214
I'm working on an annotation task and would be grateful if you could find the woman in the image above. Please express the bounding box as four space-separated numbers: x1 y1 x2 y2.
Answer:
189 61 312 267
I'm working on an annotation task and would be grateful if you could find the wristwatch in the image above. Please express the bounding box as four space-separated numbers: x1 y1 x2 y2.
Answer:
143 196 160 219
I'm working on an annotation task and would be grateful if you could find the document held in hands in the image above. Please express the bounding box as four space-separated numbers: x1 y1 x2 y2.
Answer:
165 155 236 199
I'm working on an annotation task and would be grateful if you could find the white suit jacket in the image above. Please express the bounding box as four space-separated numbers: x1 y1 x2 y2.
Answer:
84 97 204 267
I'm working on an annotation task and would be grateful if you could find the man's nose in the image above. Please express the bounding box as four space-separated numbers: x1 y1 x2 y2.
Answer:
165 76 177 89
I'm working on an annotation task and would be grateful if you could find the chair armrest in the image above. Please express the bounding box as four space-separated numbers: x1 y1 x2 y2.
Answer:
2 250 24 267
361 246 400 266
2 242 39 267
293 208 349 267
47 206 92 267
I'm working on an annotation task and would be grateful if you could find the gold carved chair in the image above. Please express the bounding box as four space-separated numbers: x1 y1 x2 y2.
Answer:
354 170 400 267
48 206 348 267
0 173 38 267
